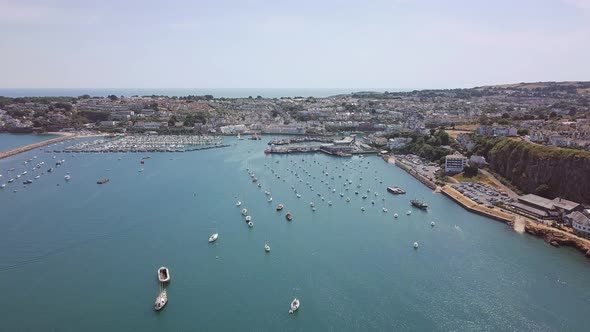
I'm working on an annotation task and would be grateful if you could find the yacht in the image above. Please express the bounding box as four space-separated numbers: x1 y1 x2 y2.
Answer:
406 210 411 215
413 242 419 249
394 213 399 218
245 215 252 222
276 204 284 211
248 221 254 228
236 201 242 207
267 197 273 202
241 208 248 216
296 194 301 198
154 290 167 311
0 184 5 189
289 298 300 314
264 243 270 252
208 233 219 243
157 267 171 283
410 199 428 210
64 175 71 181
8 178 14 183
431 221 436 227
361 207 365 211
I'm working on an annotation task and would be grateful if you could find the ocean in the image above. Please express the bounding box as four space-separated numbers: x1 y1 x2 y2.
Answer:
0 88 405 99
0 135 589 331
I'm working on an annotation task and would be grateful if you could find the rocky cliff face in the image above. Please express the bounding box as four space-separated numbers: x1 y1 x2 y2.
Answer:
487 138 590 204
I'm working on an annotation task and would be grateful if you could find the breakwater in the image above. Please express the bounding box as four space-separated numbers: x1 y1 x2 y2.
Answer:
0 134 75 160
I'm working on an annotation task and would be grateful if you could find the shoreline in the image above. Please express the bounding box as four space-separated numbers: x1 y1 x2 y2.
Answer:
0 133 78 160
385 155 590 259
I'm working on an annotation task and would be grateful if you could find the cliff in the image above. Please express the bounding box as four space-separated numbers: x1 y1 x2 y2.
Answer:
487 138 590 204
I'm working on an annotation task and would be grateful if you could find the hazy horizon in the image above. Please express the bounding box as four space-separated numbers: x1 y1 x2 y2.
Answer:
1 0 589 89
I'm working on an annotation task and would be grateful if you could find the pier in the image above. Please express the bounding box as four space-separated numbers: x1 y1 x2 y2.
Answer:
0 133 76 160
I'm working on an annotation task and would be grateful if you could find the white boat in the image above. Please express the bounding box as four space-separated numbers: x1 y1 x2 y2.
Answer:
209 233 219 243
248 221 254 228
289 298 300 314
296 194 301 198
8 178 14 183
267 197 273 202
34 175 41 179
394 213 399 218
276 204 284 211
241 208 248 216
236 201 242 207
382 207 388 212
245 215 252 222
413 242 419 249
430 221 435 227
406 210 411 215
361 207 365 211
64 175 71 181
265 191 271 196
264 243 270 252
157 267 171 283
154 290 167 311
0 184 5 189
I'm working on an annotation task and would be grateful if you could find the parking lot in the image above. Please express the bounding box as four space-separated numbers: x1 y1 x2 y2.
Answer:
396 154 440 182
451 182 514 208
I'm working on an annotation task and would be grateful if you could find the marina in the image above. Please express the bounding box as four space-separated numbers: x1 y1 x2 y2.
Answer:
56 135 227 153
1 135 589 331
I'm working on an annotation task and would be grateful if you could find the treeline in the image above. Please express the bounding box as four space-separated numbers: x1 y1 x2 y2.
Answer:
388 130 454 163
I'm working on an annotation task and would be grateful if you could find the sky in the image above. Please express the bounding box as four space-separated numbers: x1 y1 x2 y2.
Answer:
0 0 589 89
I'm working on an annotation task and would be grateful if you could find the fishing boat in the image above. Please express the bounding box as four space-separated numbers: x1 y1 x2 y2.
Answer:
264 243 270 252
154 289 167 311
158 267 171 283
387 186 406 195
410 199 428 210
209 233 219 243
276 204 284 211
289 298 300 314
96 178 109 184
285 212 292 221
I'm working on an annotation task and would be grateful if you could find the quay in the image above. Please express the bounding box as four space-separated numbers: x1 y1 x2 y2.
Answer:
268 137 334 146
389 156 437 190
0 133 77 160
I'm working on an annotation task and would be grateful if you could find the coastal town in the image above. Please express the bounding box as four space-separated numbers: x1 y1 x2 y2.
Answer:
2 81 590 257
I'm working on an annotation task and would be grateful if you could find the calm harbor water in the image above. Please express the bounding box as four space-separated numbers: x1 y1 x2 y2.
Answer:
1 135 589 331
0 133 57 152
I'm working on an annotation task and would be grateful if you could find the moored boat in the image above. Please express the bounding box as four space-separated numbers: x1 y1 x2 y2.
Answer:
285 212 292 221
154 290 167 311
410 199 428 210
97 178 109 184
289 298 300 314
264 243 270 252
387 186 406 195
157 267 171 283
209 233 219 243
276 204 284 211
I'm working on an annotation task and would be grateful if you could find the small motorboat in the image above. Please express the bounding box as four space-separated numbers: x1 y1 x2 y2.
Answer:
296 194 301 198
64 175 71 181
285 212 292 221
248 221 254 228
361 207 365 211
276 204 284 211
154 290 167 311
245 215 252 222
34 175 41 179
157 267 171 283
289 298 300 314
382 207 388 213
241 208 248 216
209 233 219 243
236 200 242 207
23 179 33 184
394 213 399 218
431 221 435 227
406 210 411 215
0 184 5 189
8 178 14 183
97 178 109 184
413 242 419 249
267 197 273 202
264 243 270 252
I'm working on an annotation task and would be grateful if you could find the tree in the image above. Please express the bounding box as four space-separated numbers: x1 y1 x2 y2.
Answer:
463 164 479 177
517 128 529 136
549 111 557 119
108 95 118 101
168 115 177 126
535 184 550 197
501 113 510 119
256 95 262 99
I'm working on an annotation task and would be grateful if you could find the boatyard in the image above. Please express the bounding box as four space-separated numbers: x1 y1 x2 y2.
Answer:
55 135 227 153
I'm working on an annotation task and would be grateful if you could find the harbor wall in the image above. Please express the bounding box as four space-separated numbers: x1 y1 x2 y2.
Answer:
0 134 76 160
393 159 437 190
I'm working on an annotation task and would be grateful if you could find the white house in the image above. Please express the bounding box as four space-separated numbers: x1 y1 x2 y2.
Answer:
445 153 467 173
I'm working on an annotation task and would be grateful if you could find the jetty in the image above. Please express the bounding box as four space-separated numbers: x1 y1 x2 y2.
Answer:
0 133 76 160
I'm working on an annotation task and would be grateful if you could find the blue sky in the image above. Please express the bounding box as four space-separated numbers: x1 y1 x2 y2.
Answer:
0 0 589 89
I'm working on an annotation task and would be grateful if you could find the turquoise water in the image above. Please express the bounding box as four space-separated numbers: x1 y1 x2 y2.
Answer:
1 136 589 331
0 133 57 152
